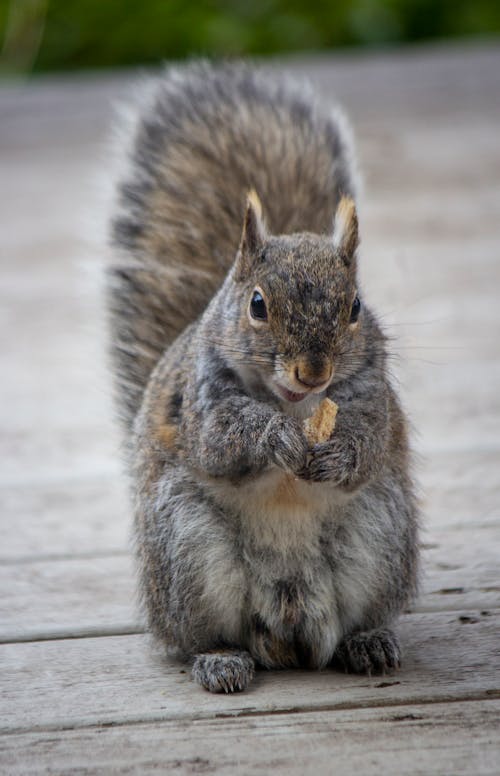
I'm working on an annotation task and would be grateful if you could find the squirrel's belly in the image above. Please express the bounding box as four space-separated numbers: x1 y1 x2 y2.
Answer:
207 468 347 552
201 471 358 665
246 566 342 669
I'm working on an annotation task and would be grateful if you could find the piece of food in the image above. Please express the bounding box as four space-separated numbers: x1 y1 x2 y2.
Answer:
304 398 338 445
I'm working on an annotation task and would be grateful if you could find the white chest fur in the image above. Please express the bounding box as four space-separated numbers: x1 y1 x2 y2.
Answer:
208 467 348 553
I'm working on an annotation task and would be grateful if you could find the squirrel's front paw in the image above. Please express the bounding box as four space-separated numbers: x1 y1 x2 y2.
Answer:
300 436 357 485
265 415 308 474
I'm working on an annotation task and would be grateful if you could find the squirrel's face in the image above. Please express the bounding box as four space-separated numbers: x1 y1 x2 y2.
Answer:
228 192 366 404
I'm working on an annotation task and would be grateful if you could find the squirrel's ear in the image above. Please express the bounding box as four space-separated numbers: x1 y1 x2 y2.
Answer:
235 190 267 279
332 196 359 266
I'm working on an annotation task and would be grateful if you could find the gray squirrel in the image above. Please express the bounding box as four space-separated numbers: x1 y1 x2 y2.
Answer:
107 62 419 693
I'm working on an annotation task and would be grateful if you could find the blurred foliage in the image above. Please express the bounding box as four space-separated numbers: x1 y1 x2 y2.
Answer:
1 0 500 74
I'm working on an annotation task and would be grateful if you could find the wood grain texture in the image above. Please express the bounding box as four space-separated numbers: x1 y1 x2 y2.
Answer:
0 477 129 562
1 611 499 734
0 555 140 642
1 700 499 775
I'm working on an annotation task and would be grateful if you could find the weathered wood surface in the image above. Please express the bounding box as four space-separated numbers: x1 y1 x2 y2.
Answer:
1 701 499 776
1 43 499 773
1 612 499 734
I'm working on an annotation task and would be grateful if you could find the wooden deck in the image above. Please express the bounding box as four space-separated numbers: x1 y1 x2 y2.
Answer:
1 44 500 773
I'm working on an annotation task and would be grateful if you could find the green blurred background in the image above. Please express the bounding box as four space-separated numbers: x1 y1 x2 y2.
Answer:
1 0 500 74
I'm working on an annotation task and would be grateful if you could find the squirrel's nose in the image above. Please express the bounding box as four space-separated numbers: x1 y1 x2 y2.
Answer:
294 360 333 389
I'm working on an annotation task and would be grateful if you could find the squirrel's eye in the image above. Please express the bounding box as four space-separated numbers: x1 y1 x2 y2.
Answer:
250 290 268 321
350 296 361 323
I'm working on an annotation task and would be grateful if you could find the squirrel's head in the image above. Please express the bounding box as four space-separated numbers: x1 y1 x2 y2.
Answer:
224 190 366 404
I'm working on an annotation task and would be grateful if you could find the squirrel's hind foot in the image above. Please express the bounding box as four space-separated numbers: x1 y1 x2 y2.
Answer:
192 650 255 693
333 628 401 675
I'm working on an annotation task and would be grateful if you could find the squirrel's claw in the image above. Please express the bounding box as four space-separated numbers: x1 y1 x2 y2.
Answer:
333 628 401 675
299 438 357 485
192 651 255 693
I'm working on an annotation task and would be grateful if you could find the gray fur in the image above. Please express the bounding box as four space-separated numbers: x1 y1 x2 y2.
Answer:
108 62 358 429
192 651 255 693
334 628 401 674
107 62 419 694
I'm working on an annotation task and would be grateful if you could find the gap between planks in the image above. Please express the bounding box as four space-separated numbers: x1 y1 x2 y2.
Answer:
2 537 498 643
2 692 500 738
0 550 130 566
0 624 145 645
1 605 498 645
1 611 499 733
1 700 499 776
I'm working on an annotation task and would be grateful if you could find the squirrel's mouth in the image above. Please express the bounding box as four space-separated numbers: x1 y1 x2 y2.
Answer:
273 376 332 403
275 384 308 403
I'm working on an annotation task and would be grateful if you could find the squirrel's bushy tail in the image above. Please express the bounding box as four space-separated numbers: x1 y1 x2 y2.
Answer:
107 62 358 429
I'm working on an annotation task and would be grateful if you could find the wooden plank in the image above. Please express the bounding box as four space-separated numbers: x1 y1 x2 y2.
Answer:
284 46 500 140
360 118 500 194
0 516 498 641
421 452 500 530
1 700 498 776
2 46 499 148
0 556 141 642
1 611 498 733
0 477 129 561
403 367 500 456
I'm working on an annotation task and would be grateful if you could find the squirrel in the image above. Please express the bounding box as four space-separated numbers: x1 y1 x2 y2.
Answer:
107 62 419 693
